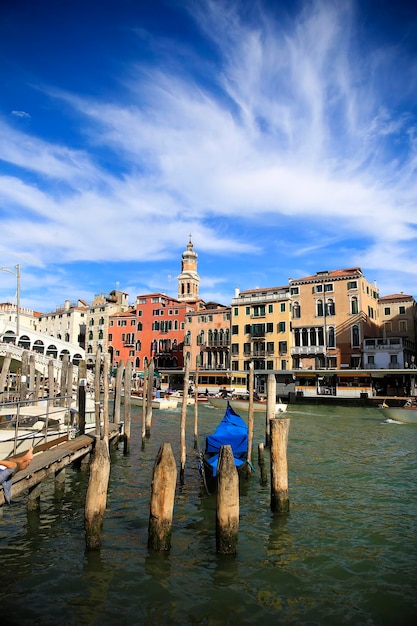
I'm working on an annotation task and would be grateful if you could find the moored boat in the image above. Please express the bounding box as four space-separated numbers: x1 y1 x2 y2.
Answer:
121 392 178 409
379 400 417 424
199 405 249 487
0 405 71 457
208 393 287 413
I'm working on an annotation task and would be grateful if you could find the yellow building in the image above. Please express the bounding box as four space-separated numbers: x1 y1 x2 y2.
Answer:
230 286 292 373
289 268 380 369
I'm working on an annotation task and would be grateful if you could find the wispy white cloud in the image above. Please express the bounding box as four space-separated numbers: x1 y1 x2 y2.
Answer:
1 0 417 309
11 110 31 119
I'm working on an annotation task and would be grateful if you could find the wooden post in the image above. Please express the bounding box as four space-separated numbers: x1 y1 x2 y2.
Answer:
35 369 41 403
216 445 239 554
265 373 277 447
270 418 290 514
59 354 69 407
113 359 124 425
245 361 254 476
123 360 132 454
193 366 199 449
48 358 55 403
28 482 42 512
94 348 102 437
180 353 190 483
84 437 110 549
29 354 36 401
0 352 11 400
258 442 268 485
20 350 29 402
142 364 148 443
78 360 87 435
145 359 154 435
102 354 110 441
55 467 66 496
147 442 177 551
66 361 74 415
84 355 111 550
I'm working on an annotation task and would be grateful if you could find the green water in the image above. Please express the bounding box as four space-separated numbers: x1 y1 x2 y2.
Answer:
1 404 416 625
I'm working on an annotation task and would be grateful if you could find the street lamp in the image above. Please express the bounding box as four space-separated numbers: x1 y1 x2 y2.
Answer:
0 264 21 340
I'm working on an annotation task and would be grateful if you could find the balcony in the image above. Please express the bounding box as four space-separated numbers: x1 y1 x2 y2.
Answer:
291 345 325 355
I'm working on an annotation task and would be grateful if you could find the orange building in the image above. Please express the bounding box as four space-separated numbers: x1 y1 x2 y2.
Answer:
108 308 136 370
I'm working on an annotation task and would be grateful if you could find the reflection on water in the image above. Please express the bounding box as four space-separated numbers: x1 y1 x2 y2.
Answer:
1 403 417 625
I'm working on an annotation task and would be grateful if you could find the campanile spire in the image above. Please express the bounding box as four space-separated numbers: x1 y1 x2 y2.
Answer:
177 236 200 302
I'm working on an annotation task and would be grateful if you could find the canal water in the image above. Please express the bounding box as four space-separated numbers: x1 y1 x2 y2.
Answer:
1 403 416 625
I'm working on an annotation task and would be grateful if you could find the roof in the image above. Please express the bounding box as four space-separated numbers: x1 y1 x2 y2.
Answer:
290 267 363 284
379 293 414 302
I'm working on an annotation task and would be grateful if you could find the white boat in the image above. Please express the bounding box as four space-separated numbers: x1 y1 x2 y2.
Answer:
0 405 71 457
122 392 178 410
208 394 287 413
379 400 417 424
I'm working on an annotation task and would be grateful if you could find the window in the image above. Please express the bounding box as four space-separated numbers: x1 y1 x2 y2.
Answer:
324 283 333 292
231 343 239 355
278 341 287 354
292 302 301 319
328 327 335 347
280 302 285 312
351 297 358 314
246 306 250 315
384 321 392 333
278 321 286 332
290 287 299 295
267 341 274 354
367 355 375 366
252 305 265 317
108 334 113 342
326 299 335 316
266 322 273 333
234 307 239 316
347 281 358 290
232 325 239 335
351 325 360 347
399 306 406 315
399 320 407 332
384 307 391 316
137 322 142 331
268 304 273 313
316 299 324 317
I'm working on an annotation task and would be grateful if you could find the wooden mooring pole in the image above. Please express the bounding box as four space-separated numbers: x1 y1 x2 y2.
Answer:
123 360 132 454
270 418 290 514
244 361 255 477
265 373 277 448
78 360 87 435
180 353 190 484
216 445 239 555
84 355 111 550
147 442 177 551
145 358 154 436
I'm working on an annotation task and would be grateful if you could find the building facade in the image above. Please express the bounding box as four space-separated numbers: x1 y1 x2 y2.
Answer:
36 299 89 348
183 302 231 371
289 268 380 369
230 286 292 372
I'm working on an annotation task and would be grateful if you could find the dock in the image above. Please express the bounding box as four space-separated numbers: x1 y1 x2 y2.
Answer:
0 423 121 507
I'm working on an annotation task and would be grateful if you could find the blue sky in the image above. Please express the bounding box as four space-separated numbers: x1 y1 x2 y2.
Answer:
1 0 417 313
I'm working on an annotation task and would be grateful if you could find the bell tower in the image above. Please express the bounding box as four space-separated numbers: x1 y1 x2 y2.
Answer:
177 236 200 302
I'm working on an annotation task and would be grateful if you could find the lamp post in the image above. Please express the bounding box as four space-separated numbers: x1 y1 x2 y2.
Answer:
0 264 21 341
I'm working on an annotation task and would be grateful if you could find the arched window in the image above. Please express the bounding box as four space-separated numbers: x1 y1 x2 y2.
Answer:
137 321 142 331
310 328 316 346
351 325 360 347
350 296 358 314
316 299 324 317
301 328 309 346
326 299 335 316
294 328 301 347
292 302 301 319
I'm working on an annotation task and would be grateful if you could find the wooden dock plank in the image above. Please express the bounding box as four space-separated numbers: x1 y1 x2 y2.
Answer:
0 423 121 507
